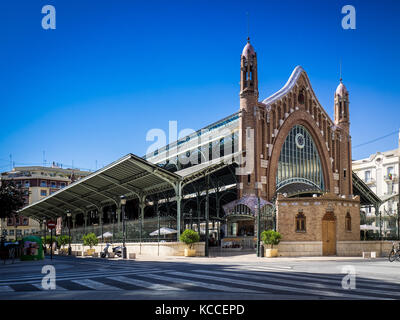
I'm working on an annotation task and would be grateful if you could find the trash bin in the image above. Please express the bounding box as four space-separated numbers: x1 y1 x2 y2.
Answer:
260 243 264 257
21 236 44 261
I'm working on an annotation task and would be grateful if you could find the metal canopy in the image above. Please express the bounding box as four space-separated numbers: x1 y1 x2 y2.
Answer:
352 171 382 207
19 153 181 221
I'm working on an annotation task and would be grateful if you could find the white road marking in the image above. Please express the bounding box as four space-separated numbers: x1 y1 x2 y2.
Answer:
194 269 400 298
138 273 259 293
167 271 389 300
70 279 122 291
110 276 184 291
0 286 14 292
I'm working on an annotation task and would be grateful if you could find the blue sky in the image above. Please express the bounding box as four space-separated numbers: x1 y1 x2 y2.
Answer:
0 0 399 172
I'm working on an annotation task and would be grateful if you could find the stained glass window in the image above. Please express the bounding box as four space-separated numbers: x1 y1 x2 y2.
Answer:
276 125 324 192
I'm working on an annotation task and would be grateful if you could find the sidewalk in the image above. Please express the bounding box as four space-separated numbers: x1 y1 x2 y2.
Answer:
133 253 378 263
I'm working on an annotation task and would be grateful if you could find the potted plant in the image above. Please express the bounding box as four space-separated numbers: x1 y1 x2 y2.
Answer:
57 235 71 255
82 233 98 256
180 229 200 257
261 230 282 257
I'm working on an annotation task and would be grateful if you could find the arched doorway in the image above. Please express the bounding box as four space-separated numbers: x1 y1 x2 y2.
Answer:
322 212 336 256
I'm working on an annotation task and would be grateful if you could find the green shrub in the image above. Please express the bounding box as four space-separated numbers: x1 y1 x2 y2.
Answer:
261 230 282 249
57 235 71 248
42 235 52 245
82 233 98 248
179 229 200 249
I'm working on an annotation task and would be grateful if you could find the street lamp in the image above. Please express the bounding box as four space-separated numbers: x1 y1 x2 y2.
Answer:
256 196 261 257
66 211 72 255
43 218 47 255
120 195 127 259
189 209 193 230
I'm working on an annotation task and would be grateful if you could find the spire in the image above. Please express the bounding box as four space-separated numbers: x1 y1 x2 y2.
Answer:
246 11 249 42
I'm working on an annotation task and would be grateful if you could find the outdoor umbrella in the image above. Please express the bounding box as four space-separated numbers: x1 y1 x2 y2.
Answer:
97 232 113 239
149 227 177 236
360 224 380 231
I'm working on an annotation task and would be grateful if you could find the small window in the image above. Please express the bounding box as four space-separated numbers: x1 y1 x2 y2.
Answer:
60 182 66 188
40 180 47 187
345 212 352 231
296 212 306 232
51 181 56 188
40 189 47 197
9 230 14 236
364 171 371 182
298 92 305 104
343 169 347 178
24 180 30 188
247 174 251 185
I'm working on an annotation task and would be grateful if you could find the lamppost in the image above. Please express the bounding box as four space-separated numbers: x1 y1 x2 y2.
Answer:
120 195 127 259
205 174 210 257
189 209 193 230
256 195 261 257
66 211 72 255
43 219 47 254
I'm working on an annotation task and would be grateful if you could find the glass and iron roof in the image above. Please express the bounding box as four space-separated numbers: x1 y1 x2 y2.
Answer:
18 153 182 220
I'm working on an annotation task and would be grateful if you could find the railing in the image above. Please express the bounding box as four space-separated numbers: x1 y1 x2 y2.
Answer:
384 174 398 182
364 178 375 185
29 216 179 243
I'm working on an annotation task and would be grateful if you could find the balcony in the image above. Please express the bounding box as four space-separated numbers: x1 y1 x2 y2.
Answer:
384 174 398 183
364 178 375 185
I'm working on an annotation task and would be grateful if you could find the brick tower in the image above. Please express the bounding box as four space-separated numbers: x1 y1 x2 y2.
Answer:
334 78 353 196
238 38 260 198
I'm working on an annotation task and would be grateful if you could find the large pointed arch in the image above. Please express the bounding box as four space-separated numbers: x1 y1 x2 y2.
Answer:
267 110 333 200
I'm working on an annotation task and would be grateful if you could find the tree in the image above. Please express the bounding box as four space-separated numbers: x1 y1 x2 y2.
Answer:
57 235 71 249
82 233 98 248
0 180 26 219
180 229 200 249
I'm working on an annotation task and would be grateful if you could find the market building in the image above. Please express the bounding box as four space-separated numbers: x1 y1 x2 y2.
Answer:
18 39 381 256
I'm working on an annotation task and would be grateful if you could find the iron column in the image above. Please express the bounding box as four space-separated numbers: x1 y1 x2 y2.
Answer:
205 174 209 257
120 196 127 259
67 211 72 255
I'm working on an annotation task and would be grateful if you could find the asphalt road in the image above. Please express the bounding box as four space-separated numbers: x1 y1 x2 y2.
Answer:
0 255 399 300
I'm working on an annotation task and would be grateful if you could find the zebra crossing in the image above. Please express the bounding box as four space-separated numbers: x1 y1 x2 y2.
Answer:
0 263 399 299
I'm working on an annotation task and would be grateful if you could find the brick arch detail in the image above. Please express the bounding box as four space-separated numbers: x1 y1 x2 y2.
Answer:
266 109 334 200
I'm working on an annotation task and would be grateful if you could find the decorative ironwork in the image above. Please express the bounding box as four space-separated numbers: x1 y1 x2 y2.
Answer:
276 124 324 192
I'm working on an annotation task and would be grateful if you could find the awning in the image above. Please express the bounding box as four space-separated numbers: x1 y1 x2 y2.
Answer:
19 153 182 221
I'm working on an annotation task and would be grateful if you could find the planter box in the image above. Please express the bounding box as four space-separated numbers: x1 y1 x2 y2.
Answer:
129 253 136 259
265 248 278 258
84 249 95 256
184 248 196 257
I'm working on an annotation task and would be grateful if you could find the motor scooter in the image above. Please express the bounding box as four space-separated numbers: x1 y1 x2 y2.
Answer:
112 245 122 258
100 243 122 258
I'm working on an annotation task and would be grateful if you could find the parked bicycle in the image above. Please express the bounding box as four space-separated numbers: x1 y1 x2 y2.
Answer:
388 242 400 262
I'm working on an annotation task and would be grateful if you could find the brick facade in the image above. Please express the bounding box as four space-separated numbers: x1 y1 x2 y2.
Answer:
236 39 360 251
276 193 360 242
